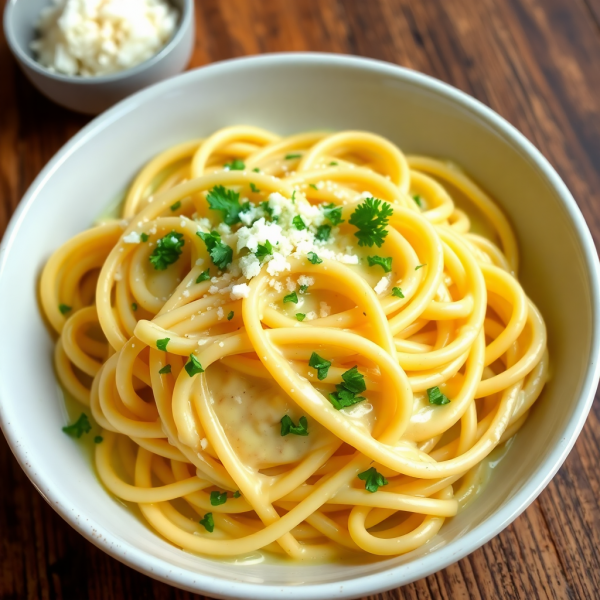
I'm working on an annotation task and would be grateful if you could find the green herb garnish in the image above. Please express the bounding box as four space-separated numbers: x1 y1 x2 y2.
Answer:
299 285 309 294
156 338 170 351
283 292 298 304
412 194 422 208
199 513 214 532
280 415 309 436
328 366 367 410
392 287 404 298
224 159 245 170
296 313 306 321
59 304 72 315
329 161 338 166
206 185 245 225
159 364 172 375
322 203 344 225
185 354 204 377
307 252 322 264
292 215 306 230
197 231 233 270
285 153 302 160
315 224 331 241
309 352 331 380
94 435 103 444
250 182 260 193
227 311 234 321
149 231 185 270
252 167 260 173
415 264 427 270
140 232 149 242
131 302 138 311
255 240 274 262
309 183 318 190
62 413 91 438
367 255 392 273
427 386 450 405
349 198 393 247
358 467 388 493
233 490 241 498
210 491 228 506
196 269 211 283
170 200 181 211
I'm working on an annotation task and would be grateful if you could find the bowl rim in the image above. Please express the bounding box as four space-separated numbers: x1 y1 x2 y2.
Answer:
0 52 599 599
3 0 194 84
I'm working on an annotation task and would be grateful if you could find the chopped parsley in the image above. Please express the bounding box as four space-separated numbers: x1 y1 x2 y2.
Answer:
206 185 246 225
358 467 388 493
328 366 366 410
427 386 450 405
296 313 306 321
149 231 185 270
249 182 260 193
367 255 392 273
349 198 393 248
59 304 72 315
199 512 214 532
285 153 302 159
309 352 331 380
233 490 241 498
412 194 423 208
94 435 103 444
252 167 260 173
299 284 309 294
170 200 181 211
197 231 233 270
227 311 234 321
156 338 170 351
210 491 228 506
224 159 245 170
283 291 298 304
315 224 331 241
280 414 309 436
415 263 427 270
140 232 149 242
255 240 274 262
131 302 138 311
260 200 274 219
307 252 322 265
292 215 307 230
322 203 344 226
185 354 204 377
392 287 404 298
159 364 172 375
329 161 338 166
291 190 297 203
62 413 91 438
309 183 318 190
196 269 211 283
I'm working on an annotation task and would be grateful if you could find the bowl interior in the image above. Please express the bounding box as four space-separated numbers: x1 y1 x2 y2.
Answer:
0 55 596 598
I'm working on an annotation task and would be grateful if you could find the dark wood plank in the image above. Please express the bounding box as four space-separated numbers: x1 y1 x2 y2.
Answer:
1 0 599 598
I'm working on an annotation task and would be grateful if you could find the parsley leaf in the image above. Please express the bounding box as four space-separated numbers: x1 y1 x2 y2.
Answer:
59 304 72 315
427 386 450 405
227 311 234 321
206 185 245 225
307 252 322 264
224 159 245 170
156 338 170 351
210 491 228 506
367 255 393 273
62 413 91 438
199 512 214 532
252 167 260 173
140 232 149 242
292 215 307 230
280 415 309 436
309 352 331 380
329 161 338 166
283 292 298 304
315 224 331 241
349 198 393 247
131 302 138 311
170 200 181 211
392 287 404 298
196 269 210 283
358 467 388 493
159 364 171 375
309 183 318 190
299 284 309 293
285 153 302 159
296 313 306 321
255 240 274 262
149 231 185 270
185 354 204 377
197 231 233 270
322 203 344 226
233 490 241 498
415 263 427 270
250 182 260 193
260 201 274 219
328 366 367 410
412 194 423 208
94 435 103 444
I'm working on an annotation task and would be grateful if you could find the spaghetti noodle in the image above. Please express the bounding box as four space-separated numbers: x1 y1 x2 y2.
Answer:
40 126 548 559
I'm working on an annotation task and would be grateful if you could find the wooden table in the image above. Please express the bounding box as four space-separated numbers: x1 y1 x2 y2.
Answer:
1 0 599 598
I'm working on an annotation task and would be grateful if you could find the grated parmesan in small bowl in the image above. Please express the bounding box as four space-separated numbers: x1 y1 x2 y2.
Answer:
30 0 180 77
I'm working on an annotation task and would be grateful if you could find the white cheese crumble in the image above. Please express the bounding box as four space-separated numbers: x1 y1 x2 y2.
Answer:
122 231 141 244
230 283 250 300
30 0 179 77
298 275 315 287
319 302 331 318
200 438 208 450
374 276 390 295
217 307 224 320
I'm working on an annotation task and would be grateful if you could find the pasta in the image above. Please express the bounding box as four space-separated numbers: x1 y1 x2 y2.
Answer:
40 126 548 559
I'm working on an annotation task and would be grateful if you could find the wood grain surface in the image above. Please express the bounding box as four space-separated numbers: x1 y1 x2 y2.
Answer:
1 0 599 598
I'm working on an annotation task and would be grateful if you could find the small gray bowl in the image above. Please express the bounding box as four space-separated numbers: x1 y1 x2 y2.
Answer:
3 0 195 115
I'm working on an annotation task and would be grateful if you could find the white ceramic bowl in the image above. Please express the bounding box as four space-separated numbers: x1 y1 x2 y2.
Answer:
3 0 195 115
0 54 598 599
